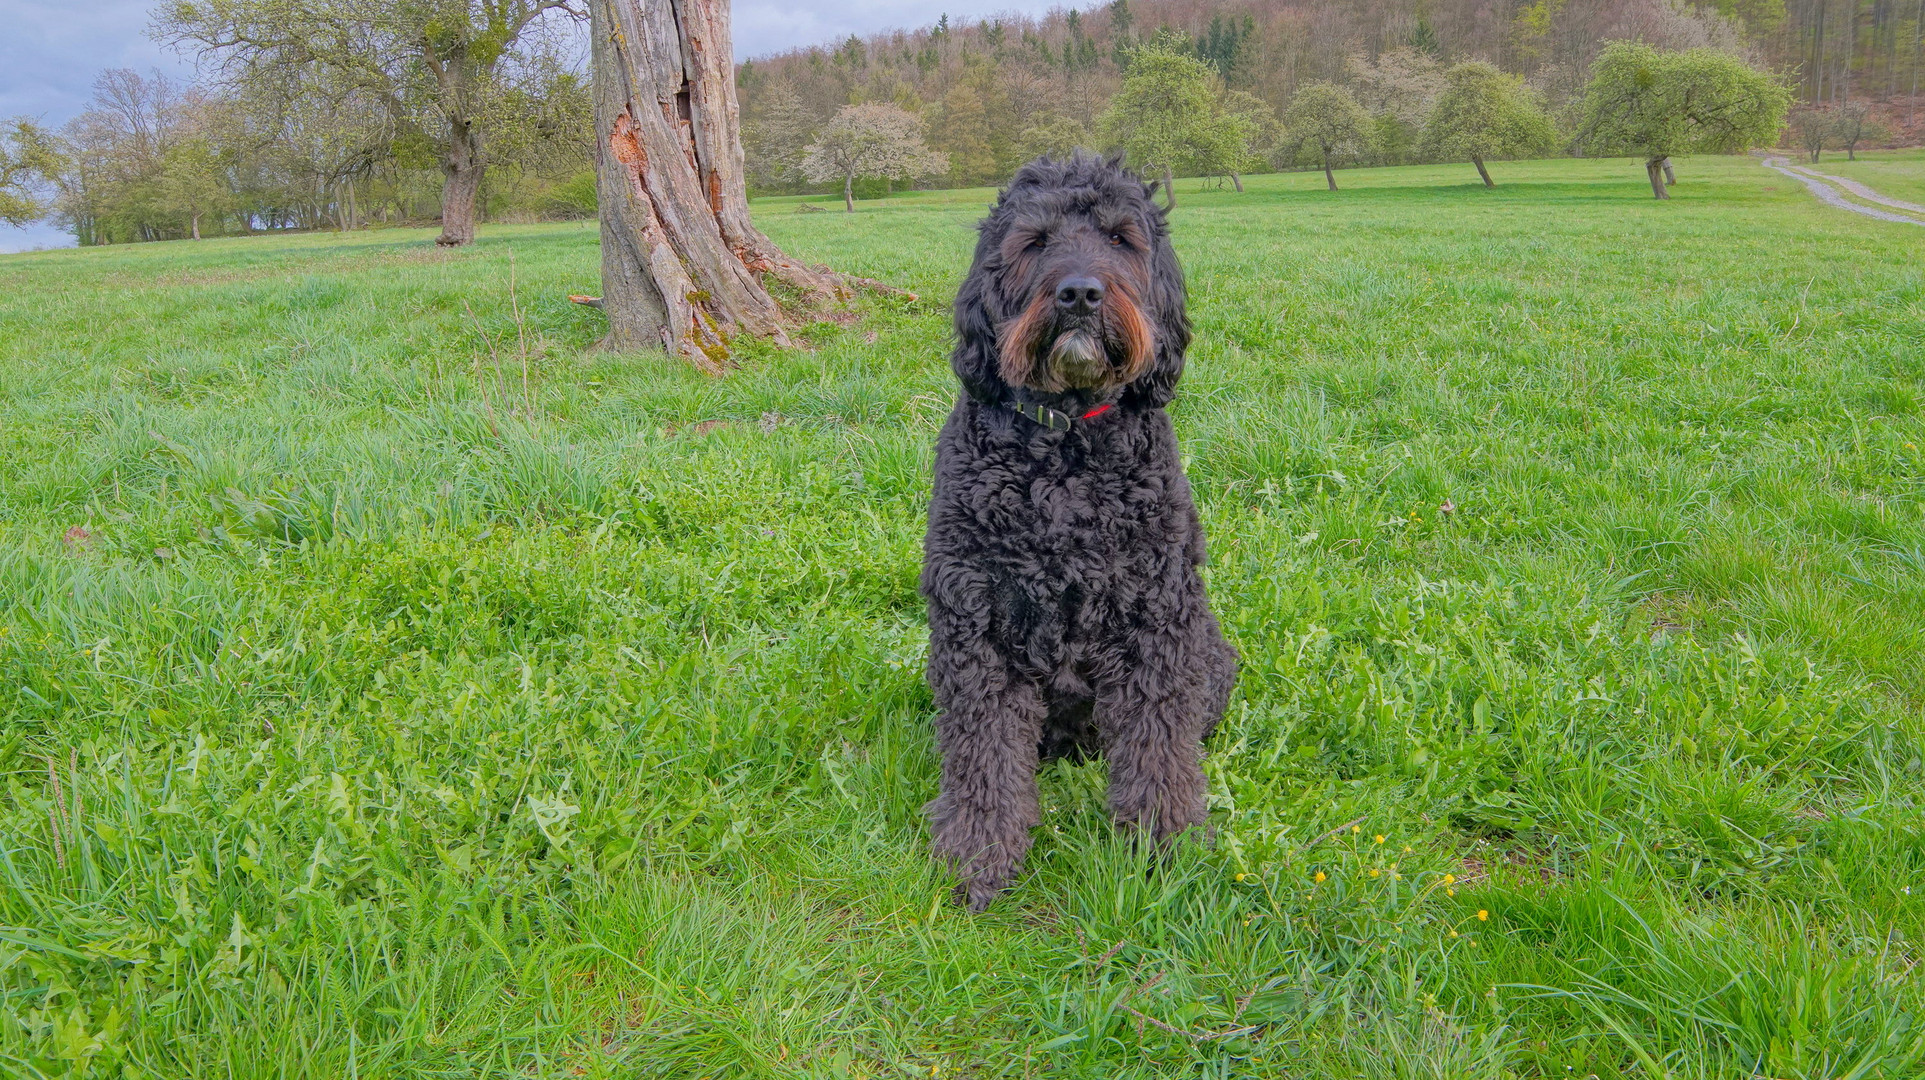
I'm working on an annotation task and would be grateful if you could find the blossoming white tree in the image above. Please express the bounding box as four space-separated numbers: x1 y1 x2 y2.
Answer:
800 104 947 213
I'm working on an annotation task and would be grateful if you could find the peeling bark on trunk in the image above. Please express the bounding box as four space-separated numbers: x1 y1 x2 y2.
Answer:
1661 158 1676 186
1473 155 1493 187
437 117 483 247
1161 163 1176 209
1645 158 1670 199
190 213 201 240
589 0 856 370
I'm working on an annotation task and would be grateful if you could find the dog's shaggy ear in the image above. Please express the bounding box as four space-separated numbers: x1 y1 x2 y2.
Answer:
1123 218 1192 408
951 236 1007 404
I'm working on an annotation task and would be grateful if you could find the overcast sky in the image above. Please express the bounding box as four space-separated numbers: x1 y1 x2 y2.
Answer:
0 0 1065 252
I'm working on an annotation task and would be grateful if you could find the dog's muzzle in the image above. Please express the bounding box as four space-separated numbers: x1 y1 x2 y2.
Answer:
1046 330 1109 388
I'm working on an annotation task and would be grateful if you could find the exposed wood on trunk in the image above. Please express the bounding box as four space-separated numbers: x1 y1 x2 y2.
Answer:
1661 157 1676 186
1646 158 1671 199
589 0 900 370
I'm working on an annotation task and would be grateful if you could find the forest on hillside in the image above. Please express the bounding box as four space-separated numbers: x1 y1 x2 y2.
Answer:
740 0 1925 192
3 0 1919 243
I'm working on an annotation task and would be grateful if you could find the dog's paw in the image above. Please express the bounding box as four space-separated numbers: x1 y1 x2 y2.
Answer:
957 877 1007 912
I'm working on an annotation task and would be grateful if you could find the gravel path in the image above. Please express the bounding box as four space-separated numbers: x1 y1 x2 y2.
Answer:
1760 155 1925 227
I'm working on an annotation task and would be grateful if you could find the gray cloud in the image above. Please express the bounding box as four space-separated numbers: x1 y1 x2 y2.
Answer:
0 0 196 125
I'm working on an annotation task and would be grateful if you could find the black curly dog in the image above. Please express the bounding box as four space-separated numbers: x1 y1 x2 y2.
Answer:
921 154 1238 910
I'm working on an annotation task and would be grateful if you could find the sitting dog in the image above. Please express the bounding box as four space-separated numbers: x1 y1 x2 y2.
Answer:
920 154 1238 910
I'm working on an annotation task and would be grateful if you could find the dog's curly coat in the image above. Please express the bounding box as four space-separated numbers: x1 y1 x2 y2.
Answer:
921 154 1238 910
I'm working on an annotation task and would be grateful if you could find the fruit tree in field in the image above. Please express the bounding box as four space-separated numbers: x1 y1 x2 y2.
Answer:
1578 42 1789 199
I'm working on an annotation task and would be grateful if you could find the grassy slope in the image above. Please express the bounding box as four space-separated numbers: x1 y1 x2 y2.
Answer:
2 154 1923 1078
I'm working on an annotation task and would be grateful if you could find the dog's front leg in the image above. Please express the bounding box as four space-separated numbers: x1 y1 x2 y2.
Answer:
1097 636 1210 845
926 632 1045 910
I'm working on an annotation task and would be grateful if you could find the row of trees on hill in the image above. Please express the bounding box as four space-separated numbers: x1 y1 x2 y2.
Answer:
781 38 1787 206
1 0 593 246
738 0 1920 196
0 0 1857 244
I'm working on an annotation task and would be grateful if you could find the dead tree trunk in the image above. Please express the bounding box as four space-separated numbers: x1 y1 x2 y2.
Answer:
1661 157 1676 186
588 0 853 370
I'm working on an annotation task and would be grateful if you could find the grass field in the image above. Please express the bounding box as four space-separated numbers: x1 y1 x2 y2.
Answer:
1804 147 1925 206
2 152 1924 1078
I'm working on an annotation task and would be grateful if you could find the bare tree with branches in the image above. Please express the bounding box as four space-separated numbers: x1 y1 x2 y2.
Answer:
156 0 584 246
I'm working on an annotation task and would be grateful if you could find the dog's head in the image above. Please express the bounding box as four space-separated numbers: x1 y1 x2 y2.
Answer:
952 153 1191 411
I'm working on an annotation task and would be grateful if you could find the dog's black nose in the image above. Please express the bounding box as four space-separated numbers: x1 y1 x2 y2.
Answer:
1055 276 1104 314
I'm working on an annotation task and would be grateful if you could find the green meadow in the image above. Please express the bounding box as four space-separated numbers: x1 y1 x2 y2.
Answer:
1805 146 1925 206
3 153 1924 1078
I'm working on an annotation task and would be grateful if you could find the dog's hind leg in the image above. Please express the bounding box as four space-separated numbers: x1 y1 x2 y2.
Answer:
1199 632 1239 742
925 643 1046 911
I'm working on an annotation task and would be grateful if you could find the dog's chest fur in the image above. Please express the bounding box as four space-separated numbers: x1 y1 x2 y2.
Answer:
927 402 1206 679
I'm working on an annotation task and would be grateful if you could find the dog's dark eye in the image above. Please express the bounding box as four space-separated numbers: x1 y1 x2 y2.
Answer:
1108 233 1125 247
1030 236 1048 250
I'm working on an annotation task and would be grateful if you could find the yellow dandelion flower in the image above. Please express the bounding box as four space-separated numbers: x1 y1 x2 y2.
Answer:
1314 871 1327 883
1236 872 1247 882
1469 939 1478 947
1369 868 1381 878
1374 834 1386 844
1449 929 1459 938
1402 845 1413 853
1352 824 1362 834
1446 888 1456 897
1477 910 1489 921
1443 874 1455 885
